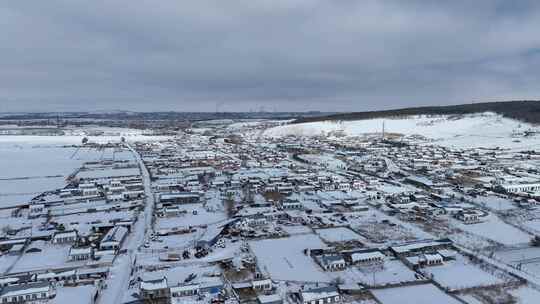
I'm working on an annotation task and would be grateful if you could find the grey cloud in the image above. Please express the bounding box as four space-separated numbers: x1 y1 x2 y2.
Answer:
1 0 540 112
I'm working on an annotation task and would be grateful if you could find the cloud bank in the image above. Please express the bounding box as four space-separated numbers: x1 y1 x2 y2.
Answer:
1 1 540 112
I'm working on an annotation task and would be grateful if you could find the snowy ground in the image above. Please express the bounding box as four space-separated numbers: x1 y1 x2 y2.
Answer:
0 143 103 207
523 219 540 234
509 285 540 304
52 285 97 304
249 234 330 282
421 254 506 291
9 241 74 273
472 196 517 212
330 259 422 287
371 284 462 304
0 128 170 145
156 204 227 229
0 131 157 208
315 227 362 243
494 246 540 278
453 214 531 246
264 112 540 150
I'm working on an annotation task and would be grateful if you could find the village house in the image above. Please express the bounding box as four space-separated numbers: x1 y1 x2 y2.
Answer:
348 249 385 265
281 199 303 210
497 179 540 194
52 230 78 244
68 246 93 261
28 204 46 219
389 239 453 257
252 278 272 291
243 215 268 227
158 192 200 207
298 286 341 304
315 254 347 271
122 190 144 200
170 283 199 297
140 277 170 302
419 253 444 266
80 184 100 196
455 210 481 224
99 226 128 251
336 182 350 191
0 282 55 303
405 253 444 268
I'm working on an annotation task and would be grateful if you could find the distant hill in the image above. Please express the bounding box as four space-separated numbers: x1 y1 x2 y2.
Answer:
294 100 540 125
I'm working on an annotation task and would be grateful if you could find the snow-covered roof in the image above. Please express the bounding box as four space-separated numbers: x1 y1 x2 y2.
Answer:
351 251 385 262
300 287 339 302
140 278 168 291
0 282 51 298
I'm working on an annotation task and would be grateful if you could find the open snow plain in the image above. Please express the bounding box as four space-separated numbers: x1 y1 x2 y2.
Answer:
0 141 97 208
0 129 162 208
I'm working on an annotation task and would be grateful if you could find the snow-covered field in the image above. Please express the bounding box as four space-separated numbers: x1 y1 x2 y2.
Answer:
509 285 540 304
495 247 540 278
422 254 506 290
523 219 540 234
0 127 169 145
371 284 462 304
333 259 422 287
249 234 330 282
52 285 96 304
315 227 362 243
0 143 100 207
264 112 540 149
454 214 531 246
0 130 168 208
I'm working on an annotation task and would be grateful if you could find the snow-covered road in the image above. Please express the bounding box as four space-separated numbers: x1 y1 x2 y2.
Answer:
97 143 155 304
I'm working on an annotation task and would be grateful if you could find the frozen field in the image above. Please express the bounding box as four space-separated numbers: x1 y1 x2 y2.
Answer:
331 259 422 287
454 214 531 246
0 131 166 207
0 136 141 208
0 128 169 145
473 196 517 211
77 167 140 179
250 234 330 282
422 255 506 290
495 247 540 278
371 284 462 304
315 227 362 243
0 142 104 207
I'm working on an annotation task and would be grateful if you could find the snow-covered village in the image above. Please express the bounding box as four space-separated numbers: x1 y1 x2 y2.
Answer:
3 2 540 303
1 109 540 304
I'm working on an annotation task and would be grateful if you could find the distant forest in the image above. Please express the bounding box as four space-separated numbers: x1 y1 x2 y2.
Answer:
295 100 540 125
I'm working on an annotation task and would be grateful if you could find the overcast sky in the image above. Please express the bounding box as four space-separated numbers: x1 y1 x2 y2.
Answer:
1 1 540 112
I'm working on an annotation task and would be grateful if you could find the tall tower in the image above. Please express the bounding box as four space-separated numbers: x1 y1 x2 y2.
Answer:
382 121 385 140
